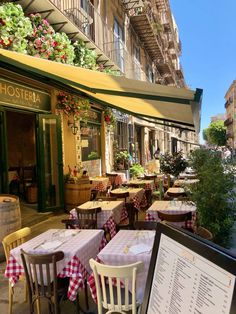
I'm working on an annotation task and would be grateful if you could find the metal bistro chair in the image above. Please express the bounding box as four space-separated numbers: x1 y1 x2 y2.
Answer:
157 211 193 231
61 218 95 230
2 227 31 314
117 201 137 231
21 249 79 314
89 258 143 314
76 206 101 229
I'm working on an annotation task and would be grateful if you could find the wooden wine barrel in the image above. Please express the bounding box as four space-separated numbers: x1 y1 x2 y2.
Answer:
64 181 92 210
0 194 21 261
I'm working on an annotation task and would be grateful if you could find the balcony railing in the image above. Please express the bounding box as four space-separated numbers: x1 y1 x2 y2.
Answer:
50 0 127 72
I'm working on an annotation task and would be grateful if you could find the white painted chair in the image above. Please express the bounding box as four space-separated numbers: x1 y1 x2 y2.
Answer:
89 258 143 314
2 227 31 314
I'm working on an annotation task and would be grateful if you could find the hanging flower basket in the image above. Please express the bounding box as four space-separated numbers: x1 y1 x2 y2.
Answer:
104 108 116 128
56 91 90 122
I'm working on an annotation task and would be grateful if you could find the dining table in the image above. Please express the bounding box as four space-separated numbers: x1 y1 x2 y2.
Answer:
173 179 199 187
90 176 110 192
70 200 126 238
146 200 196 229
166 187 186 198
110 187 146 210
127 179 154 190
5 229 105 302
89 230 155 303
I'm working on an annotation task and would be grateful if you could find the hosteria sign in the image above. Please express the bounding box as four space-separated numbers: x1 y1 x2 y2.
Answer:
0 78 51 111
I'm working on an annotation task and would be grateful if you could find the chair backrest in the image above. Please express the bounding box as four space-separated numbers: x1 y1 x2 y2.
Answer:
2 227 31 260
125 201 137 229
157 211 192 229
95 196 117 201
106 173 118 189
110 191 129 203
61 218 96 229
134 221 157 230
89 258 143 314
21 249 64 314
195 226 213 241
144 174 157 180
76 207 101 228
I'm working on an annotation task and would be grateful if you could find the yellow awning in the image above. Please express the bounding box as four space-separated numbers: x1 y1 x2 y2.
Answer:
0 49 202 131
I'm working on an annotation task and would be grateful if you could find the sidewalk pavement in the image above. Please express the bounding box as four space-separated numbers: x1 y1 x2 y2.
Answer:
0 213 97 314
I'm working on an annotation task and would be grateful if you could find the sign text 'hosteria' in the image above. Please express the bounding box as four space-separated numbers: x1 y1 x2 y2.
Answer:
0 78 51 111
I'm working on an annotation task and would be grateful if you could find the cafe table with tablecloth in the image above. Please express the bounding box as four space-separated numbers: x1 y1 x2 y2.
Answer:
174 179 199 187
90 177 110 192
70 200 126 238
127 179 154 190
89 230 155 304
5 229 105 301
110 187 146 210
146 200 196 229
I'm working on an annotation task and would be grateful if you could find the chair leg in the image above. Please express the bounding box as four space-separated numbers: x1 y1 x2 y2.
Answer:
36 299 41 314
8 282 13 314
84 279 89 310
24 280 28 303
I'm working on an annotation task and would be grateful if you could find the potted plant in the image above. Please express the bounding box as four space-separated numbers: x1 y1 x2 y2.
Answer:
114 150 130 170
104 108 116 129
129 163 145 178
88 151 99 160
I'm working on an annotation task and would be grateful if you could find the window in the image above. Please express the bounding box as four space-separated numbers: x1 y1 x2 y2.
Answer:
115 121 128 150
81 124 101 161
146 64 154 83
114 19 125 72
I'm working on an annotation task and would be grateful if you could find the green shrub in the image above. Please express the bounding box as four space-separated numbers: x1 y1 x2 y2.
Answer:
160 151 188 177
189 148 236 247
129 164 145 178
88 151 99 160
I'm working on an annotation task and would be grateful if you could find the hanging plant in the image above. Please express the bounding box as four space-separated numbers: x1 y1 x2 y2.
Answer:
27 13 55 59
52 32 75 64
104 108 116 127
73 39 97 70
56 91 90 122
0 3 33 53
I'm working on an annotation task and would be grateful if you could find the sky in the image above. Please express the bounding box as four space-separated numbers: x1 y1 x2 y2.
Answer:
169 0 236 140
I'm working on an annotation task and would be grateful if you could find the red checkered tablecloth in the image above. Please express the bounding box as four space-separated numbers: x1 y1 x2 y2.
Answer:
145 200 196 229
70 201 125 238
5 229 105 302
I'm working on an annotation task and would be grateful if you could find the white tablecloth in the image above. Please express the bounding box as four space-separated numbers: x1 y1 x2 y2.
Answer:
98 230 155 303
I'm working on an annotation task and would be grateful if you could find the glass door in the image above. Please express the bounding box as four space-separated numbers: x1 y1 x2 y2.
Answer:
37 114 64 212
0 108 8 193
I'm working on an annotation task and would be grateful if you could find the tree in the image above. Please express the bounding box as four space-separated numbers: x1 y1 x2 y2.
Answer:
203 120 226 146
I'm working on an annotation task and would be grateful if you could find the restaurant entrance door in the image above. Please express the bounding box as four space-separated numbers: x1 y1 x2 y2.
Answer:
0 109 64 212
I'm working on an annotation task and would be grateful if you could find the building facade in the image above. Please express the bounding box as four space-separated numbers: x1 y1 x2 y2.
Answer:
224 80 235 149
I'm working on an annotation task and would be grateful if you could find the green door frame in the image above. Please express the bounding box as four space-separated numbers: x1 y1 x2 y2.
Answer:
36 114 64 212
0 108 8 193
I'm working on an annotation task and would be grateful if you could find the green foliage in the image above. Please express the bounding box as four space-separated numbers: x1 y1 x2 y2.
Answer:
52 32 75 64
104 108 116 127
129 163 145 178
74 40 97 70
159 151 188 177
204 120 226 146
88 151 99 160
202 128 208 141
0 3 33 53
114 150 130 170
98 64 121 76
189 148 236 247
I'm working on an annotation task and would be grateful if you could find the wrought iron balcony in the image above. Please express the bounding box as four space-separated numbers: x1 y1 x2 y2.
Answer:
128 4 165 61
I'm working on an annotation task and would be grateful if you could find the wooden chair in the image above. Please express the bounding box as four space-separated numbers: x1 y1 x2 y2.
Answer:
61 218 95 229
144 174 157 180
134 220 157 230
76 206 101 228
195 226 213 241
117 201 137 230
2 227 31 314
110 191 129 204
95 196 117 201
157 211 193 231
105 173 118 189
21 249 79 314
89 258 143 314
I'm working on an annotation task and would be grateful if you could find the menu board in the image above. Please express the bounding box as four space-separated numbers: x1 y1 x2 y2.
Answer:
142 223 236 314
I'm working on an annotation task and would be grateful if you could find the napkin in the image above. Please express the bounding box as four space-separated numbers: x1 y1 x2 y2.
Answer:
41 240 62 250
129 243 152 255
